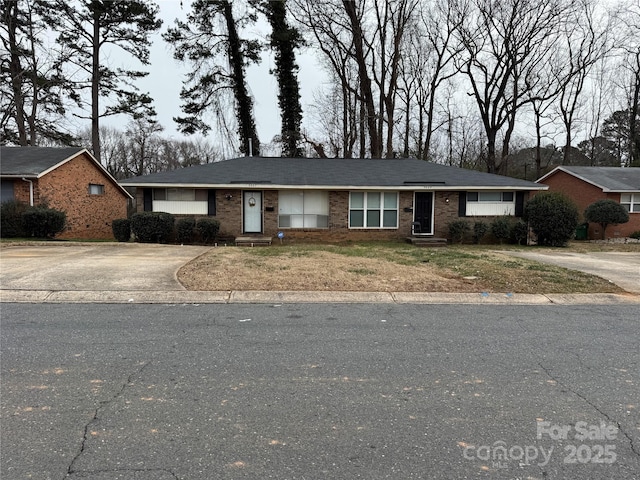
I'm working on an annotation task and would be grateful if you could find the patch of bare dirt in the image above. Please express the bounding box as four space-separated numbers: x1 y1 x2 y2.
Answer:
178 248 484 292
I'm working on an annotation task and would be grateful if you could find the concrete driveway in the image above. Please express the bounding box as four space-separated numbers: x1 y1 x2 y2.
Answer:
0 243 212 291
501 250 640 294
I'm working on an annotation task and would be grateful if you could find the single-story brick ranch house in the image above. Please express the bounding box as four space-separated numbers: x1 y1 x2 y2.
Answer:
120 156 547 243
537 166 640 239
0 146 131 239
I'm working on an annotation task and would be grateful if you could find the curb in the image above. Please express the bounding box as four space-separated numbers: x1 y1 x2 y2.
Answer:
1 290 639 305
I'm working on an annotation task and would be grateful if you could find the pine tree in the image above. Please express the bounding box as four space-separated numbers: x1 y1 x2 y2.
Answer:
163 0 260 156
261 0 303 157
0 0 75 145
41 0 161 162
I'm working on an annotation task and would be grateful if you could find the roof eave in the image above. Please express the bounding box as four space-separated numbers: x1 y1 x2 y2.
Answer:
537 166 614 191
120 182 547 191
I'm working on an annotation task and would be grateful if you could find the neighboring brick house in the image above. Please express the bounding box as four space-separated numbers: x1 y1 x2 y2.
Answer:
537 166 640 239
0 146 131 239
120 156 546 243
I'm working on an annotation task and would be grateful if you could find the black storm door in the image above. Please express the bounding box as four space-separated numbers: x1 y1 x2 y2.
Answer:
414 192 433 234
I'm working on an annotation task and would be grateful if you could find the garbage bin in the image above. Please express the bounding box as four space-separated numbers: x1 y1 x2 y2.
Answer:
575 223 588 240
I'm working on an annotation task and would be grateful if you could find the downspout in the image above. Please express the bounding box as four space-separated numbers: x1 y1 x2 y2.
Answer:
21 178 34 206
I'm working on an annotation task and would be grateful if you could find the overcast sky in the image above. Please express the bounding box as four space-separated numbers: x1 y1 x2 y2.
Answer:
122 0 324 150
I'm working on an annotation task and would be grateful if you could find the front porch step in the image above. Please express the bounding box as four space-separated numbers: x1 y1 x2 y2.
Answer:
235 236 272 247
406 236 448 247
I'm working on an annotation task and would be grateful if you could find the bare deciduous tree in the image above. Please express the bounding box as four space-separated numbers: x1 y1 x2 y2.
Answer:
452 0 572 173
554 0 615 165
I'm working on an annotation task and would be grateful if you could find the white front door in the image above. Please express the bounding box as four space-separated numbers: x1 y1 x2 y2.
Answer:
243 191 262 233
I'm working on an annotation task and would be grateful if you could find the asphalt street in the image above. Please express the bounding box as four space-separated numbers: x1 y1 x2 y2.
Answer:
1 303 638 479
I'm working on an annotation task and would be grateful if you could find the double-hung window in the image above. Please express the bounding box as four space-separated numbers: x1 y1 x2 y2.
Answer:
278 191 329 228
620 193 640 213
349 192 398 228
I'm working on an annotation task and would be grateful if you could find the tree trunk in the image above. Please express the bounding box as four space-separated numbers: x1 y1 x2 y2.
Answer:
486 129 498 174
630 61 640 166
91 8 101 163
343 1 380 158
266 0 303 157
563 129 572 165
534 109 543 179
5 2 28 145
223 1 259 156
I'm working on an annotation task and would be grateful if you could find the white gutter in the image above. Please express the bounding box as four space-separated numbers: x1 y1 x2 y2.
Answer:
21 178 34 206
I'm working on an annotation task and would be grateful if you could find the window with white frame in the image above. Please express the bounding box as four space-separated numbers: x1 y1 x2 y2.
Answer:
278 190 329 228
466 191 515 216
349 192 398 228
89 183 104 195
620 193 640 213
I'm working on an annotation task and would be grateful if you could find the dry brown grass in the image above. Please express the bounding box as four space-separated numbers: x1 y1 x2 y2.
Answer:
178 242 632 294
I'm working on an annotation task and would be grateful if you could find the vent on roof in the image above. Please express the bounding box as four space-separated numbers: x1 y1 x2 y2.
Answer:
229 180 272 184
403 181 446 185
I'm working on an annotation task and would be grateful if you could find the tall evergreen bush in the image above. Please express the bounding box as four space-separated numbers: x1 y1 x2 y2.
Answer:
524 193 578 246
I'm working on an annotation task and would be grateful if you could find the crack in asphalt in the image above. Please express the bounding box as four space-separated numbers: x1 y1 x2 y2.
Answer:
513 317 639 461
66 468 180 479
64 361 153 479
535 361 640 459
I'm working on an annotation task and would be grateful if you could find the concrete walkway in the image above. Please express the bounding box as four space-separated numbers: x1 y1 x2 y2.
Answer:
1 243 639 305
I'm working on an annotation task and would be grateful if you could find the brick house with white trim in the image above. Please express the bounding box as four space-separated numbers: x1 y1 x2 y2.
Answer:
120 156 546 243
537 166 640 239
1 147 131 239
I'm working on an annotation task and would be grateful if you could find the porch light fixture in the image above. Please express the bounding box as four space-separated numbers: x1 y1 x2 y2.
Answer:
225 194 233 200
445 197 450 204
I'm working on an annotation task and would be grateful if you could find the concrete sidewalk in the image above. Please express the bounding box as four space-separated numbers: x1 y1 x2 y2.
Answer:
1 288 638 305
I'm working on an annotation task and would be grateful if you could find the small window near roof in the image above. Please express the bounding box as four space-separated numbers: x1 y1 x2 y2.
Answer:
89 184 104 195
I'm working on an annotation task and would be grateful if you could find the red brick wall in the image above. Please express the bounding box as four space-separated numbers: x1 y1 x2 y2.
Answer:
541 171 640 238
433 192 461 238
13 179 36 205
36 152 129 239
136 188 540 242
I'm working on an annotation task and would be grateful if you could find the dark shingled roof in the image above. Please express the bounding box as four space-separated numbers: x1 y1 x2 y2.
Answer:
120 156 544 190
537 166 640 192
0 147 87 177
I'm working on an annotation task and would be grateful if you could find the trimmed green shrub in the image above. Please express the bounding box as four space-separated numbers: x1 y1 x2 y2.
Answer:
584 199 630 239
0 200 28 238
524 192 579 247
130 212 175 243
196 218 220 244
490 216 512 244
112 218 131 242
448 219 470 244
472 221 489 244
630 231 640 240
176 217 196 244
510 220 529 245
22 206 66 238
